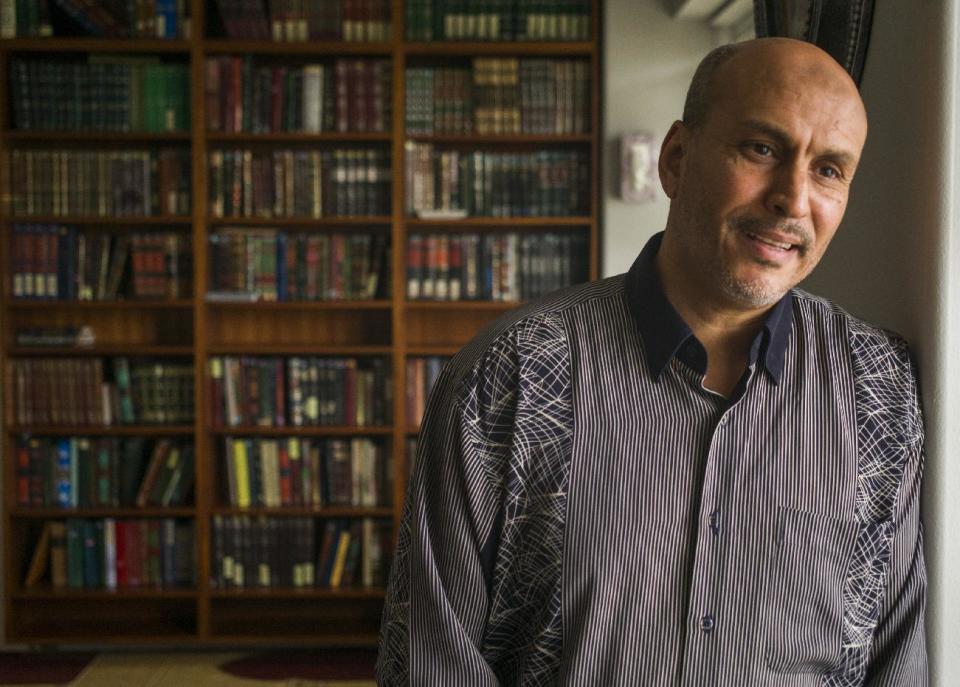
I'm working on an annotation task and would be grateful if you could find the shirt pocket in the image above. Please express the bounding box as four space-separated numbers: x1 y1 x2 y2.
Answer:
763 506 859 674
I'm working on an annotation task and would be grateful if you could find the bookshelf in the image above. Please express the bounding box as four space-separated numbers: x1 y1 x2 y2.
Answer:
0 0 601 646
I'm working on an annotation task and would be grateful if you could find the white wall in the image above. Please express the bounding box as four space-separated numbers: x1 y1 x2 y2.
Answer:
802 1 960 682
602 0 718 276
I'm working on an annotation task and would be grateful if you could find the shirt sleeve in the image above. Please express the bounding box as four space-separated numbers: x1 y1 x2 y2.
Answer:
375 334 519 686
377 310 574 685
864 354 928 686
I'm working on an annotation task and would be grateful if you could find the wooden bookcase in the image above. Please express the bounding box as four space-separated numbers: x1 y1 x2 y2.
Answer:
0 0 602 646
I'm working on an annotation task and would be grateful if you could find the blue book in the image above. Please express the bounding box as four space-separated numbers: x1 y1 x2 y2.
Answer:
156 0 178 39
55 438 72 508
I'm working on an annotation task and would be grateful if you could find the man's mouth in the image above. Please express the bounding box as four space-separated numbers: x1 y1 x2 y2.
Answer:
744 232 796 251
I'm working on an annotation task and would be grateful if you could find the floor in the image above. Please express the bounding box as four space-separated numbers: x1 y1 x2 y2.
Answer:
0 652 376 687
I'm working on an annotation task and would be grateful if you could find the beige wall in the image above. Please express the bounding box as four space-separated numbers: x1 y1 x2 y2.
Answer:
802 1 960 682
602 0 718 276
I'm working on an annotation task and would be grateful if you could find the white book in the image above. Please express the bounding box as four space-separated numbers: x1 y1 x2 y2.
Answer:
302 64 323 133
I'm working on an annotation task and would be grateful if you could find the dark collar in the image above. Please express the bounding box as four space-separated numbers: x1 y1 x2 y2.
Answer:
624 232 793 384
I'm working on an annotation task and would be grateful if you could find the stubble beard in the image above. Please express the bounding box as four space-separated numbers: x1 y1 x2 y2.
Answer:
716 215 814 308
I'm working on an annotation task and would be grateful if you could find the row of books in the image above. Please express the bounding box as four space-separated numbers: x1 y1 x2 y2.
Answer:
222 437 390 508
405 0 591 41
208 229 388 302
213 0 391 42
9 58 190 132
210 516 391 589
208 148 391 219
404 145 590 217
10 226 191 301
405 357 448 426
0 0 190 39
207 356 391 428
205 57 391 134
10 358 194 427
15 437 194 509
7 149 192 218
14 326 96 347
406 59 589 135
407 231 589 301
22 518 195 590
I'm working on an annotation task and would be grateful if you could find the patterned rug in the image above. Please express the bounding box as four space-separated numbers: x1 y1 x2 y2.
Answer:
0 652 95 685
0 650 377 686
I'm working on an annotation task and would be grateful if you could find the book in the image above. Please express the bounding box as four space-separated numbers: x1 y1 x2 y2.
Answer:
24 522 52 588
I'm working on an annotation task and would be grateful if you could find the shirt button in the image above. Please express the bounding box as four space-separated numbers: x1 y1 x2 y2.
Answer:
709 509 721 536
718 415 728 426
700 614 716 633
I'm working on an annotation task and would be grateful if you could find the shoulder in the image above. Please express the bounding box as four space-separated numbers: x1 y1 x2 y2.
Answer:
443 275 628 390
791 288 921 430
791 288 913 364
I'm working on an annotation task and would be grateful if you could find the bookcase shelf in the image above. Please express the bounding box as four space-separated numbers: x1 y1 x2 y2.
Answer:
204 344 393 355
0 38 192 53
207 427 393 437
205 300 392 311
0 0 602 647
409 133 594 143
211 507 393 518
5 216 193 226
404 216 594 227
206 216 392 227
404 41 596 56
206 132 393 143
210 587 385 599
8 300 193 310
13 587 198 600
8 345 196 356
3 131 193 142
6 426 196 436
11 508 196 519
202 40 394 56
405 300 520 310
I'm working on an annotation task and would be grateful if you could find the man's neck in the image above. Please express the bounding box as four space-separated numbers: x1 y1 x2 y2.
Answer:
655 246 772 397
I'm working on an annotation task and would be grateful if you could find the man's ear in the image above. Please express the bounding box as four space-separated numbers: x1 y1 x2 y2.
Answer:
659 120 689 199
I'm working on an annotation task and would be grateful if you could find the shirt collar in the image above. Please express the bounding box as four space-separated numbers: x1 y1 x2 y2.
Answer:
624 232 793 384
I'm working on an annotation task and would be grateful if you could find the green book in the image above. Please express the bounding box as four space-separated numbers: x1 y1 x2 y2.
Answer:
65 519 85 588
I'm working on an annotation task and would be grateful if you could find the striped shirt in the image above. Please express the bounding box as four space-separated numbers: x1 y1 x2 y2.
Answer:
377 233 927 686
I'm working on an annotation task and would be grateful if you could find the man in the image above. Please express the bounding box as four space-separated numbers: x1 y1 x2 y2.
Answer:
378 37 927 685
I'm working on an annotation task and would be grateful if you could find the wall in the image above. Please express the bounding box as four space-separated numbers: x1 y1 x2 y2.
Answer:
602 0 718 276
802 0 960 681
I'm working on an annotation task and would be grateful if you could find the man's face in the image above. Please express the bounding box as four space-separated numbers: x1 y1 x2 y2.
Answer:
660 45 868 310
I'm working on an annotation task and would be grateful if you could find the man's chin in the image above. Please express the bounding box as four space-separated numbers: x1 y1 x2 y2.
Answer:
720 277 786 310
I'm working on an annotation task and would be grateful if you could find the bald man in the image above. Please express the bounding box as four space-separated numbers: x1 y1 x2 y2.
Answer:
378 39 927 685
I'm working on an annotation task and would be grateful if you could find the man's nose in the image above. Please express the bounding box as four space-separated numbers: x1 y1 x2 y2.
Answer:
766 163 810 219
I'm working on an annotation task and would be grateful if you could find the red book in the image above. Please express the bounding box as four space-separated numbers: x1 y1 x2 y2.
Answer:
129 520 145 588
271 65 285 133
205 57 222 131
274 357 286 427
230 56 243 133
406 234 423 299
115 520 129 587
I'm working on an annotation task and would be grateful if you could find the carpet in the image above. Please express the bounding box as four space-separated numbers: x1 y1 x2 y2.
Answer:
0 650 377 686
219 649 377 681
0 652 95 685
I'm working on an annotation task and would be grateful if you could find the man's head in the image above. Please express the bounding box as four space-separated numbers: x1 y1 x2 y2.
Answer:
657 38 868 313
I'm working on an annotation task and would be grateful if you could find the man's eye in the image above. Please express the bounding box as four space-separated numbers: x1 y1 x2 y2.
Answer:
747 142 773 157
818 165 841 179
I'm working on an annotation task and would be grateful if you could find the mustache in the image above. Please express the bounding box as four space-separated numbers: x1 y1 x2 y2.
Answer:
731 215 812 250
